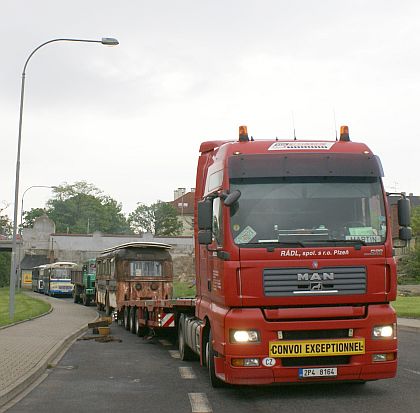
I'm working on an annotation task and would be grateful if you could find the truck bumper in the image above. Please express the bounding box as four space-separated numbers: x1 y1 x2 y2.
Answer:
214 304 397 385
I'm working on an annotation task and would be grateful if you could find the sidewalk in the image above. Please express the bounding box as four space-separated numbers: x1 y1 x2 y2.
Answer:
0 292 97 410
0 292 418 411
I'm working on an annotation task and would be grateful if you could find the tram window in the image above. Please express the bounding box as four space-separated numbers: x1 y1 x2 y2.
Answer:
130 261 162 277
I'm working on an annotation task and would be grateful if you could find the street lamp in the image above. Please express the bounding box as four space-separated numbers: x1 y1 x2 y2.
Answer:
16 185 54 290
9 37 119 319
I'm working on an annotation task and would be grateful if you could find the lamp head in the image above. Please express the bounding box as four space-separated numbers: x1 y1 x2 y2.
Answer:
101 37 119 46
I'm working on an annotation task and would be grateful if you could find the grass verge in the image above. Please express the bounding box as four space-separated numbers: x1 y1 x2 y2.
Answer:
393 295 420 318
173 281 196 298
0 287 51 327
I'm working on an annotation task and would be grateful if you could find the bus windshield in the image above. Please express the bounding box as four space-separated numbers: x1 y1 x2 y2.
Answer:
51 268 72 279
229 176 386 246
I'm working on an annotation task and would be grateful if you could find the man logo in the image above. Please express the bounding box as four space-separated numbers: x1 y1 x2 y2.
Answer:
310 282 322 290
297 272 334 281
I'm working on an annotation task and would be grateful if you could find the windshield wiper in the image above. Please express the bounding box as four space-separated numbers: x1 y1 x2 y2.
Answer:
303 239 367 248
243 240 306 248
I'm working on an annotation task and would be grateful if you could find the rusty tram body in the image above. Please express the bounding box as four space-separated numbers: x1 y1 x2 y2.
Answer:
95 242 193 336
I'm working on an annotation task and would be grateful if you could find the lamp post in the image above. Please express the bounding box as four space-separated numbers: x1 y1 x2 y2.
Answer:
9 37 119 320
16 185 54 290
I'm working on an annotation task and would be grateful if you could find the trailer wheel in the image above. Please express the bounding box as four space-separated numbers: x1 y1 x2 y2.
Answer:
123 307 130 330
208 330 225 388
130 307 137 334
178 320 195 361
135 310 147 337
105 295 112 316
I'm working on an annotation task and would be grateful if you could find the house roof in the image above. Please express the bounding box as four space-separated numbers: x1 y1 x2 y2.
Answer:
169 191 195 215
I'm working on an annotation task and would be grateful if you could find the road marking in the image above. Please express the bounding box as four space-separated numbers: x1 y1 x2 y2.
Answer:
169 350 181 359
404 368 420 375
159 339 172 346
188 393 212 413
179 366 196 379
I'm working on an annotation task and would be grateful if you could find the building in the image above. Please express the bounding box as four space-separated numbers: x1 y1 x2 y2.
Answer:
17 215 195 288
169 188 195 237
387 193 420 254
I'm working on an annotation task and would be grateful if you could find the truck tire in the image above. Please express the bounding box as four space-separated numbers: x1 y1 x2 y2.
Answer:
207 330 225 388
82 294 90 306
123 307 130 330
130 307 137 334
73 288 80 304
178 320 195 361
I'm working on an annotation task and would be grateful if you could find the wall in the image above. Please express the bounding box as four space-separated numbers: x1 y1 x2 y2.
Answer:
21 216 195 280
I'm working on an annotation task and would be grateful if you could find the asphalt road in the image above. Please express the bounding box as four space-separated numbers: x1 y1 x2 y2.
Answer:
8 326 420 413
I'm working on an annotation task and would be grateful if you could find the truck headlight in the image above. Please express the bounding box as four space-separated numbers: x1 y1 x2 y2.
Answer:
372 325 395 339
230 330 260 343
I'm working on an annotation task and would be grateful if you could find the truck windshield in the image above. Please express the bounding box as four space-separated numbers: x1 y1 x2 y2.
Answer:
229 177 386 246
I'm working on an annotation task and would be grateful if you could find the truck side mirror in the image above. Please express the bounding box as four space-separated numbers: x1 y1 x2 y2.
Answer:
398 198 411 227
198 199 213 230
223 189 241 207
399 226 412 242
198 230 212 245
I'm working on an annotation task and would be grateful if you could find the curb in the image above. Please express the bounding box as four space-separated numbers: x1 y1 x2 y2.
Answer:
0 306 53 331
0 313 99 410
397 318 420 333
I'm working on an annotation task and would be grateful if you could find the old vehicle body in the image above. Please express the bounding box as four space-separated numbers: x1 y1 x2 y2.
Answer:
176 126 411 386
71 258 96 306
95 242 191 333
42 261 77 297
31 264 46 293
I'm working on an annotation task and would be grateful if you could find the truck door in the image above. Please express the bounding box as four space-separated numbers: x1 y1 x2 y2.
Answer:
207 197 225 305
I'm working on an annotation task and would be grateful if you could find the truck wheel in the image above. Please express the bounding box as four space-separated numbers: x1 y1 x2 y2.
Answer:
178 321 195 361
130 307 137 334
124 307 130 330
73 289 79 304
82 294 90 306
208 330 225 388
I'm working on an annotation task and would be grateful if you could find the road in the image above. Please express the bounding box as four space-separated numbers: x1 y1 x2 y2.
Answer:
8 326 420 413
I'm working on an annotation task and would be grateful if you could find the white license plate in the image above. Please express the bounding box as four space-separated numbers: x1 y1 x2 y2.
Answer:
299 367 337 378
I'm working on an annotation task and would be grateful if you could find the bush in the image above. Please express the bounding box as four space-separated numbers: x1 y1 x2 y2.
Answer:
399 243 420 281
0 252 11 287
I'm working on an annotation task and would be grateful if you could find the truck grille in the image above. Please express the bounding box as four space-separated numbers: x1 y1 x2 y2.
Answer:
263 266 366 297
282 356 350 367
283 329 349 340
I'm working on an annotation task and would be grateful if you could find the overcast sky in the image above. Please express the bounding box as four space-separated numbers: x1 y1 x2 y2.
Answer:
1 0 419 220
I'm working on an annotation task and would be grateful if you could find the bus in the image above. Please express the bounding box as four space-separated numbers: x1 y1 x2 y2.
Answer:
31 264 47 293
42 261 78 297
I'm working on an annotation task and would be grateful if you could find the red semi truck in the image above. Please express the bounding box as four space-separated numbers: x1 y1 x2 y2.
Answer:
114 126 411 387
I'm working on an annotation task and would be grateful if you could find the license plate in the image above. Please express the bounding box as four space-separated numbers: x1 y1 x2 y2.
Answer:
299 367 337 378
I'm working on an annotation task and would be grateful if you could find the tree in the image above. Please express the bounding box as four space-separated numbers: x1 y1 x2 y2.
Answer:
22 208 47 229
129 201 183 236
411 205 420 240
0 203 12 237
0 203 12 287
46 182 132 234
